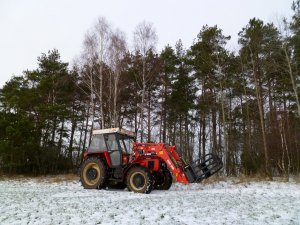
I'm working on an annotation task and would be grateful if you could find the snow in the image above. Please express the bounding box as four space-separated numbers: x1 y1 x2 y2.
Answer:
0 177 299 225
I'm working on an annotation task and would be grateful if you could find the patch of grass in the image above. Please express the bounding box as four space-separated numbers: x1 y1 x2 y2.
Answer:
233 174 267 184
201 176 227 184
0 174 27 181
0 173 78 183
293 175 300 183
37 174 78 183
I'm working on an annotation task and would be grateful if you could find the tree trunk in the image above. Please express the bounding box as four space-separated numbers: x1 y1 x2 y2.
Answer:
51 118 57 144
77 117 85 165
147 90 151 142
250 50 271 178
58 118 64 152
99 62 104 128
220 81 228 174
179 114 183 158
140 59 146 142
284 46 300 117
162 76 167 143
211 90 218 155
89 99 96 145
201 116 206 157
198 124 202 158
68 113 77 162
113 71 119 127
83 102 90 151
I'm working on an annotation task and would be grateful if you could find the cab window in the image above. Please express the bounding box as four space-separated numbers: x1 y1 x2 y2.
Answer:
105 134 119 151
88 134 106 152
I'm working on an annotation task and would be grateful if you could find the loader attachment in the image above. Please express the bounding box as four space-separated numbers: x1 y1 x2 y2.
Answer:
184 153 223 183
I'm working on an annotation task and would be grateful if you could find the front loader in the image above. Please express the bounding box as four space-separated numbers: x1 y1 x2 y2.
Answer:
79 128 222 194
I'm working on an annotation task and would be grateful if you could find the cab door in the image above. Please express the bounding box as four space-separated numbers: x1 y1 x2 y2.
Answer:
105 134 122 167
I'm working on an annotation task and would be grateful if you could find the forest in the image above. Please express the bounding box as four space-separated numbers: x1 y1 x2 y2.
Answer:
0 1 299 178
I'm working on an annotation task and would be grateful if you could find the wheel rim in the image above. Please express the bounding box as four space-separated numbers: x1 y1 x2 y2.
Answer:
87 168 98 180
83 162 101 186
130 172 146 191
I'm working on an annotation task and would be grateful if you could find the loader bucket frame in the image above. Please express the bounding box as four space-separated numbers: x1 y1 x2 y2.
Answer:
184 153 223 183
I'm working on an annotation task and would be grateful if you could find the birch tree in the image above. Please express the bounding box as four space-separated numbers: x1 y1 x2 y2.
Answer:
94 17 111 128
133 21 158 142
81 31 98 140
108 29 127 127
80 17 112 130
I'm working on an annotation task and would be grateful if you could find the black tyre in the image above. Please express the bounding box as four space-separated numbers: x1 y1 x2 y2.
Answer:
126 167 153 194
154 170 173 190
80 157 106 189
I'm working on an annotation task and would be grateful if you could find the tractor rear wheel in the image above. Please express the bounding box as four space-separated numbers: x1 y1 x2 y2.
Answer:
80 157 106 189
126 167 153 194
154 170 173 190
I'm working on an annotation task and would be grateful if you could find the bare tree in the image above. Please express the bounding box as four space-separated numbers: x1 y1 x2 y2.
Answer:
79 17 112 129
108 29 127 127
81 31 98 142
133 21 158 141
94 17 111 128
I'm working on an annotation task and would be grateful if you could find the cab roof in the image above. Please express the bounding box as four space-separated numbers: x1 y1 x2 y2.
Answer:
92 128 135 137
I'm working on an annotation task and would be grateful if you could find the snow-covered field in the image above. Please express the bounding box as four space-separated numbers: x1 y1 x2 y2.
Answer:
0 177 299 225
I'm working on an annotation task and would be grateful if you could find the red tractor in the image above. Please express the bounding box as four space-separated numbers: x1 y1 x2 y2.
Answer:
80 128 222 194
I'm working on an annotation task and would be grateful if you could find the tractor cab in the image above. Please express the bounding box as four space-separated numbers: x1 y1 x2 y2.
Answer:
85 128 135 167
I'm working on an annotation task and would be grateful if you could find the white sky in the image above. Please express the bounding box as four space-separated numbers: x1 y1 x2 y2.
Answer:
0 0 294 88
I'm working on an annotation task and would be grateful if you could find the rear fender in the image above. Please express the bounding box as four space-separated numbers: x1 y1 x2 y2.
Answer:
83 152 112 167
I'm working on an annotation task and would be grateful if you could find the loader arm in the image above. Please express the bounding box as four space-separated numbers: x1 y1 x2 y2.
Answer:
132 143 223 184
156 144 190 184
156 144 223 183
132 143 190 184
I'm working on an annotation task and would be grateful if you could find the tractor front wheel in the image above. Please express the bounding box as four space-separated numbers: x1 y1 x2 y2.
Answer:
80 157 106 189
126 167 153 194
154 170 173 190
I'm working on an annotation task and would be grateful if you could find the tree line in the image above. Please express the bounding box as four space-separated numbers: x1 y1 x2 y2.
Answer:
0 2 299 177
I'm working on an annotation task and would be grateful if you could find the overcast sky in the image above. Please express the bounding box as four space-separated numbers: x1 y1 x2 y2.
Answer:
0 0 294 88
